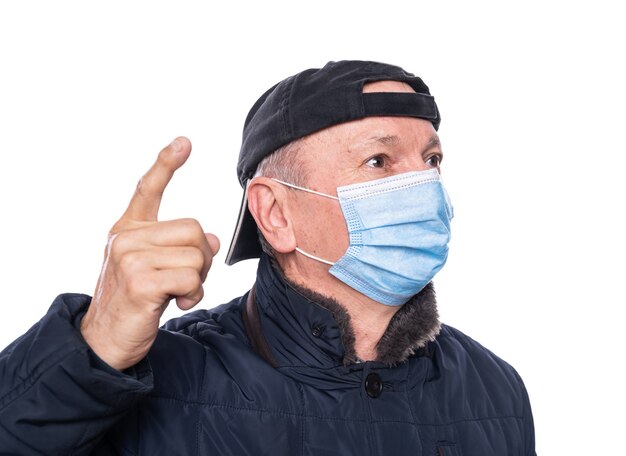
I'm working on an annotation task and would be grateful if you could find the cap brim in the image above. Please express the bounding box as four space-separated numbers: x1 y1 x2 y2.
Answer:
225 182 263 265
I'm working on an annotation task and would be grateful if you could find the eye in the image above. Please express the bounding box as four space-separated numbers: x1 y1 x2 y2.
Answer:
426 154 443 168
365 154 387 168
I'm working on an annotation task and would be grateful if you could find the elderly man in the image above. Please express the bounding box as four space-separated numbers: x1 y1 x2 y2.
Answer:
0 61 536 455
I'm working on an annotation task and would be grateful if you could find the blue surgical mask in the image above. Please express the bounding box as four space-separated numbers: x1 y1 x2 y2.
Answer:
273 168 453 306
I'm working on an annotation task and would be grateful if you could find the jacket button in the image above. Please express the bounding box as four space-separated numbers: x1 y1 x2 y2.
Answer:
365 373 383 398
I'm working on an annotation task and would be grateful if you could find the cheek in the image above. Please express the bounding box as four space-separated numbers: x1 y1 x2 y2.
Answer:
295 199 349 258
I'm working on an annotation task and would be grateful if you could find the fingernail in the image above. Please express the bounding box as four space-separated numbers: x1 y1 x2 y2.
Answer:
170 138 180 152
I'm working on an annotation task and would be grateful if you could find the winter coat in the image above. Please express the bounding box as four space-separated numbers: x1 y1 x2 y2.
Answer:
0 254 535 455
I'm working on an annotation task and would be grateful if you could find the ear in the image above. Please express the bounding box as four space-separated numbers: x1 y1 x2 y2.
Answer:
247 177 297 254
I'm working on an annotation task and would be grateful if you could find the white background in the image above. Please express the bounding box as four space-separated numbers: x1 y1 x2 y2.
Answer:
1 1 624 454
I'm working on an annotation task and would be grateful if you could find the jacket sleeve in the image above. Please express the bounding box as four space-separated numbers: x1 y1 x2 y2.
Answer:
519 372 537 456
0 294 153 455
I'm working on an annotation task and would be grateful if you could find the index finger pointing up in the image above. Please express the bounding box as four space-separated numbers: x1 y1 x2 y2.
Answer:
123 137 192 222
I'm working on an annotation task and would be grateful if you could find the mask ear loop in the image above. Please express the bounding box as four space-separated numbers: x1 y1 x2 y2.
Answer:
271 178 339 200
270 178 338 266
295 247 335 266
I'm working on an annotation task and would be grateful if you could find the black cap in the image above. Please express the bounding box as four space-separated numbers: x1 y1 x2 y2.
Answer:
225 60 440 265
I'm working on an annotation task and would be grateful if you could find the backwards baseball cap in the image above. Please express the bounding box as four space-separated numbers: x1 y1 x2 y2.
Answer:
225 60 440 265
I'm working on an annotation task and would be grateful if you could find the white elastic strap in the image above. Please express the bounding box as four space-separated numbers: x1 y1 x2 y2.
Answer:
271 178 339 200
295 247 335 266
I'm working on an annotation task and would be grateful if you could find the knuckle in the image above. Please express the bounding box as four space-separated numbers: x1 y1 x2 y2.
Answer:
180 217 202 233
157 148 172 167
189 248 206 269
189 285 205 304
135 175 148 196
183 269 202 291
196 286 205 300
109 223 121 235
136 175 162 201
108 232 130 258
203 255 214 277
125 272 149 298
118 251 142 272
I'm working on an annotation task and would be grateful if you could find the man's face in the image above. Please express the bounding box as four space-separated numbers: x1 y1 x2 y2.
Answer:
287 81 443 269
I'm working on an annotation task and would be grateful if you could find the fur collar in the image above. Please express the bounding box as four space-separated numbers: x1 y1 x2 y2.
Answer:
284 277 440 367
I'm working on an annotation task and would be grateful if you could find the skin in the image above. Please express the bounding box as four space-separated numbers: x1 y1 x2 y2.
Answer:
81 81 443 370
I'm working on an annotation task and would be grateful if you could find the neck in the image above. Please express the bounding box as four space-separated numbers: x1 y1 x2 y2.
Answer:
280 275 393 363
334 290 399 362
278 253 400 361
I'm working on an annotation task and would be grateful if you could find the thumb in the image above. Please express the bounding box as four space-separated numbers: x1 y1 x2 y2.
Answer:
205 233 221 256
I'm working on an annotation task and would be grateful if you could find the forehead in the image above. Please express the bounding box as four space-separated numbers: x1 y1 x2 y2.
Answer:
306 115 438 151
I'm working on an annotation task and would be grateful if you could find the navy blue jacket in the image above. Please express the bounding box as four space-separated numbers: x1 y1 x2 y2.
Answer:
0 255 535 455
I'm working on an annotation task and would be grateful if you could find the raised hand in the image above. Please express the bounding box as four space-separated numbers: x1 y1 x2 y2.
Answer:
80 137 220 371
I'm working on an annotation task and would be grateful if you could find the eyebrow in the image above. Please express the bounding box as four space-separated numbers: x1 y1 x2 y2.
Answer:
425 134 442 150
372 134 400 147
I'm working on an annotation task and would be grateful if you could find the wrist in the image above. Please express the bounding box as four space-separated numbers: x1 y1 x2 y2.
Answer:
80 312 131 371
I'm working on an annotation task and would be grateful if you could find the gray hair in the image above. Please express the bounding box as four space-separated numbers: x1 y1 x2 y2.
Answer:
254 138 307 184
253 138 307 257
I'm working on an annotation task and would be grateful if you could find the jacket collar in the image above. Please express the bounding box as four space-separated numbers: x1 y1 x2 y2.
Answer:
254 254 440 368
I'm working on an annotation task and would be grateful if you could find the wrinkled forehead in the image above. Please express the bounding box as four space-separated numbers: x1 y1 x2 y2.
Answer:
303 114 438 155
